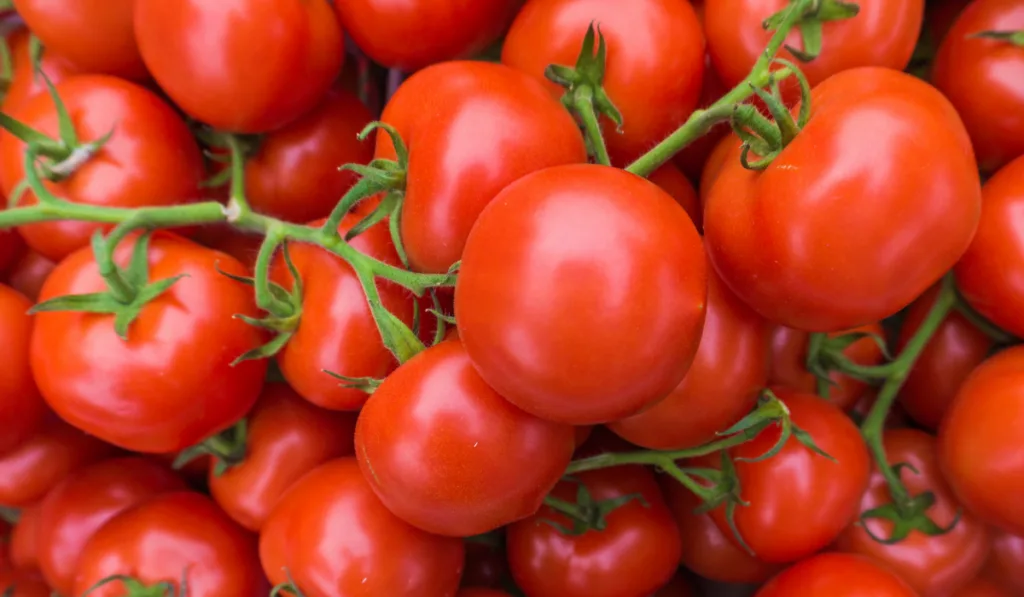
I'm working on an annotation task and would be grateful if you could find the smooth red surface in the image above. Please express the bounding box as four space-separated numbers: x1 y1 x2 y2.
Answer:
0 285 45 456
0 568 49 597
1 29 82 115
648 164 703 232
754 553 918 597
9 503 41 572
3 251 56 302
984 528 1024 594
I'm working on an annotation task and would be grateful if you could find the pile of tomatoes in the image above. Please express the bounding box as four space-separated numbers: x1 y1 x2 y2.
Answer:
1 0 1024 596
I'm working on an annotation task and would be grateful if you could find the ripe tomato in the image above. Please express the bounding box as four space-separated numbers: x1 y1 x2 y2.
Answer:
376 60 586 274
0 75 204 262
0 230 25 276
0 568 49 597
939 345 1024 534
933 0 1024 173
952 577 1014 597
0 284 45 456
648 164 703 232
704 67 981 332
1 30 82 114
502 0 705 164
73 492 264 597
3 251 55 303
191 225 262 272
208 383 357 532
699 133 736 206
754 553 918 597
955 155 1024 338
8 503 40 572
608 266 770 450
457 164 707 424
134 0 343 133
272 216 413 411
31 234 267 453
985 529 1024 594
355 340 575 536
506 466 682 597
706 388 871 563
334 0 519 71
35 457 186 596
260 458 464 597
12 0 146 79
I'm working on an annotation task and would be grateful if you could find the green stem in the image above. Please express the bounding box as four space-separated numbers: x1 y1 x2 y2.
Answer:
542 495 588 520
224 135 252 223
953 291 1018 345
253 228 288 316
565 430 760 475
574 86 611 166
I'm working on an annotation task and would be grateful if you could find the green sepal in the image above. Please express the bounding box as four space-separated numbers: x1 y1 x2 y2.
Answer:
270 569 307 597
173 419 249 477
540 479 647 537
859 491 961 545
345 190 399 242
543 22 624 131
970 29 1024 47
763 0 861 62
323 370 383 394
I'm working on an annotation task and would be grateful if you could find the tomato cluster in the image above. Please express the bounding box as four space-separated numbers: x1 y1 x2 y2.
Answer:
0 0 1023 596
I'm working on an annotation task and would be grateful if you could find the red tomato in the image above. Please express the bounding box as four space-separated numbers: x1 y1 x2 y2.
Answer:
933 0 1024 172
0 568 49 597
704 67 981 332
376 60 586 274
208 383 357 532
699 133 736 206
72 492 264 597
355 340 575 536
955 155 1024 338
608 266 770 449
0 75 204 262
134 0 343 133
984 529 1024 594
334 0 519 71
0 284 45 456
506 466 682 597
0 230 25 276
502 0 705 165
674 56 731 183
952 577 1014 597
35 457 186 596
754 553 918 597
260 458 464 597
457 163 707 424
1 29 82 114
12 0 146 79
190 225 262 272
939 345 1024 534
3 251 55 303
648 164 703 232
8 503 40 572
31 234 267 453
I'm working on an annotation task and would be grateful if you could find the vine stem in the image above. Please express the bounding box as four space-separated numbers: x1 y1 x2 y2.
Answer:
565 429 757 476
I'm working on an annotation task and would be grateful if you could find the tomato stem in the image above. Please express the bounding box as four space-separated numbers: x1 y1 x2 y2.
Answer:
574 86 612 166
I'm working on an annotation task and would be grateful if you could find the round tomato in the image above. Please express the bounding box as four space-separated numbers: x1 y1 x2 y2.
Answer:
0 568 49 597
31 234 267 453
456 163 707 424
375 60 586 274
754 553 918 597
208 383 357 532
939 345 1024 534
648 164 703 232
502 0 705 165
3 251 55 303
260 458 464 597
608 266 769 450
704 67 981 332
134 0 343 133
933 0 1024 173
355 340 575 536
506 465 682 597
8 503 41 572
699 133 736 206
952 577 1015 597
1 29 82 115
36 457 186 596
0 75 204 262
985 529 1024 593
0 284 45 456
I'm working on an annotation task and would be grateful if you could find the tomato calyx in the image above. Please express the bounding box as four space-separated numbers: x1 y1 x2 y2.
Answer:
322 370 383 395
804 330 891 398
729 59 812 170
970 30 1024 47
80 572 188 597
857 462 962 545
173 418 249 477
269 569 306 597
763 0 861 62
540 479 648 536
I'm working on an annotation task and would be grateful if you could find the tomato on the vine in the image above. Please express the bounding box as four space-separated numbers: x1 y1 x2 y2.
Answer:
754 553 918 597
648 164 703 232
0 284 45 456
0 568 49 597
3 251 55 303
674 56 731 184
0 230 25 276
1 30 82 114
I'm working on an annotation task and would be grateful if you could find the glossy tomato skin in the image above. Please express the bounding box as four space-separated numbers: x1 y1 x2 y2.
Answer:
699 133 736 206
939 345 1024 534
985 529 1024 594
356 340 575 536
955 155 1024 338
933 0 1024 173
8 503 41 572
835 429 990 596
0 568 49 597
36 457 187 596
457 164 707 425
0 230 25 276
208 383 357 532
609 266 770 450
705 67 981 332
648 164 703 232
260 458 464 597
0 284 45 456
134 0 343 133
1 29 82 114
502 0 704 164
506 466 682 597
754 553 918 597
30 234 267 453
0 75 204 262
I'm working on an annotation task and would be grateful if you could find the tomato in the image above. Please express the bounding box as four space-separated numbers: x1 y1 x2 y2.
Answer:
31 233 267 453
245 89 374 223
3 252 55 303
376 60 586 274
608 266 769 450
355 340 574 536
753 553 918 597
933 0 1024 173
208 383 357 532
134 0 343 133
12 0 147 79
0 284 45 456
272 216 413 411
674 57 731 183
8 503 40 572
652 573 696 597
1 30 82 114
506 466 682 597
699 133 736 206
73 492 264 597
704 67 981 332
939 345 1024 535
0 75 204 262
0 230 25 276
502 0 705 165
335 0 519 71
952 577 1015 597
457 163 707 424
706 388 871 563
260 458 464 597
462 541 510 590
769 322 886 411
0 569 49 597
35 457 186 596
984 529 1024 594
661 477 782 584
648 164 703 232
955 155 1024 338
191 225 262 272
